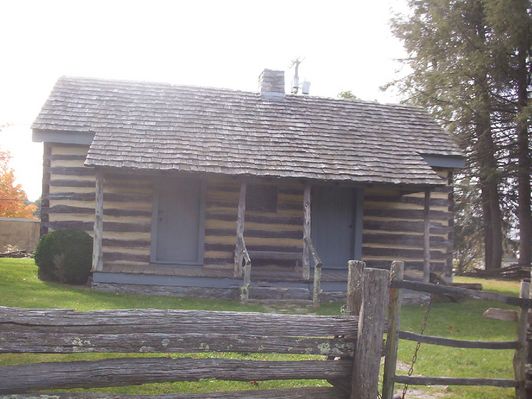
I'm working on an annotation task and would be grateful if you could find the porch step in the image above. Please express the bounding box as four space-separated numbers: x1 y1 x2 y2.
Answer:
246 299 315 307
250 286 311 300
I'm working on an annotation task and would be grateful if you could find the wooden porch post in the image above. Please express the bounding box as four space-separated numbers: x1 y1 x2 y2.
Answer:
91 169 104 272
302 183 311 280
234 182 247 277
423 189 431 283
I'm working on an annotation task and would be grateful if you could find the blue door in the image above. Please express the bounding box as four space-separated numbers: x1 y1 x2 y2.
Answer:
311 186 355 269
155 177 203 264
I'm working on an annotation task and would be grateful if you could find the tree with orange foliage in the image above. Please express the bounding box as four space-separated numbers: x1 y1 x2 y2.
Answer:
0 148 37 218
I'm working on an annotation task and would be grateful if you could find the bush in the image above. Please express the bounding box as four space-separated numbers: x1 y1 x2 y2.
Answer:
35 230 93 285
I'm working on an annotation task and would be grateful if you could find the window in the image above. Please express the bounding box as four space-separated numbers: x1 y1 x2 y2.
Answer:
246 184 277 212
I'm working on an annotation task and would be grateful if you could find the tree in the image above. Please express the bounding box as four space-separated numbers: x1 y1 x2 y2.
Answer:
338 90 359 100
483 0 531 266
392 0 530 269
0 148 37 218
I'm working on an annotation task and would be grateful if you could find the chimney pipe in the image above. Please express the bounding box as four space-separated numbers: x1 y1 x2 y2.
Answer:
301 81 311 95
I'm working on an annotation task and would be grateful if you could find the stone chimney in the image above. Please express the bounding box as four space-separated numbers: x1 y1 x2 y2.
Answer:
259 69 285 100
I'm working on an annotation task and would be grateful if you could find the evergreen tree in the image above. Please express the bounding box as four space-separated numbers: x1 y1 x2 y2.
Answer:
483 0 531 266
390 0 504 270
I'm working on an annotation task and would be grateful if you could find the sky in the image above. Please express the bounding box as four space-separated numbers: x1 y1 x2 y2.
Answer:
0 0 409 201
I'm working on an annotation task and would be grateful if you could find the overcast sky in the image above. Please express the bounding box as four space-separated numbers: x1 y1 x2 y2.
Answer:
0 0 408 201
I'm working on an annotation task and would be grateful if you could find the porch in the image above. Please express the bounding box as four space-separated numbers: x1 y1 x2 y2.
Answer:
90 169 440 304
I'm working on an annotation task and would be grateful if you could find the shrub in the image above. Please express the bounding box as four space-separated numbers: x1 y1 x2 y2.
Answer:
35 229 93 285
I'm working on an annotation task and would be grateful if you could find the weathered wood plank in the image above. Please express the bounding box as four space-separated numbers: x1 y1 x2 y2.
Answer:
382 260 404 399
47 221 94 231
0 307 359 338
49 221 151 233
240 245 251 303
3 387 345 399
50 166 95 176
102 238 151 248
91 170 103 272
49 205 151 218
0 358 352 393
398 331 518 350
0 331 354 356
206 228 301 239
49 205 94 214
394 375 517 387
363 220 450 235
364 208 450 221
234 182 247 277
302 183 311 280
346 260 365 316
351 268 390 399
207 243 302 254
103 252 150 263
362 233 450 248
312 263 322 308
49 192 152 202
391 280 532 307
365 194 449 207
50 154 88 161
248 250 301 260
208 212 304 225
423 190 431 283
50 179 96 188
363 247 447 261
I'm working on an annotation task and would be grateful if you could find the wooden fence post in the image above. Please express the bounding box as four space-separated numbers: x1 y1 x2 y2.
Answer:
382 260 404 399
347 260 365 316
351 268 390 399
528 273 532 399
514 279 530 399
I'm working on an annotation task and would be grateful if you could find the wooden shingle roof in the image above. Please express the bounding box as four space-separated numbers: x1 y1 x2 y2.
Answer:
33 76 462 186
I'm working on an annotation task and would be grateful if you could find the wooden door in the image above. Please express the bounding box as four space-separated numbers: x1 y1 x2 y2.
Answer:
311 186 355 269
154 176 203 264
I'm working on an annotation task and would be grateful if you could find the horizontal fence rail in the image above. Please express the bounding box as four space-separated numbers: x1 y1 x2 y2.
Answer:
394 375 518 388
0 358 352 393
0 307 358 339
398 331 519 350
0 331 354 356
391 279 532 308
1 387 342 399
0 266 394 398
383 262 531 399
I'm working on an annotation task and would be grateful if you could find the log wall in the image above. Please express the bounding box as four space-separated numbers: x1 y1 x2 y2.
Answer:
45 144 154 271
46 144 95 233
362 170 453 280
43 144 453 280
203 176 304 271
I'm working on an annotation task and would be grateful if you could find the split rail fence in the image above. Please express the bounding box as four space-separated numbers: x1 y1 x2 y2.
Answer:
0 264 387 399
382 261 532 399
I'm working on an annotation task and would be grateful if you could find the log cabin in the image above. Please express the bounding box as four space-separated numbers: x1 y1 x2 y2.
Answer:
32 69 464 300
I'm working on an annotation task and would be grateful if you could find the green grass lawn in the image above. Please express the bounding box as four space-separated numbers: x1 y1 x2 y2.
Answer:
0 258 521 398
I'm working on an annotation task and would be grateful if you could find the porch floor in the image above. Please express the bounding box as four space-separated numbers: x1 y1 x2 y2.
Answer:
104 263 348 283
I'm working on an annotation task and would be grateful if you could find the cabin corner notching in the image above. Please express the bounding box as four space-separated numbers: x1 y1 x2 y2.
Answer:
32 72 463 300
